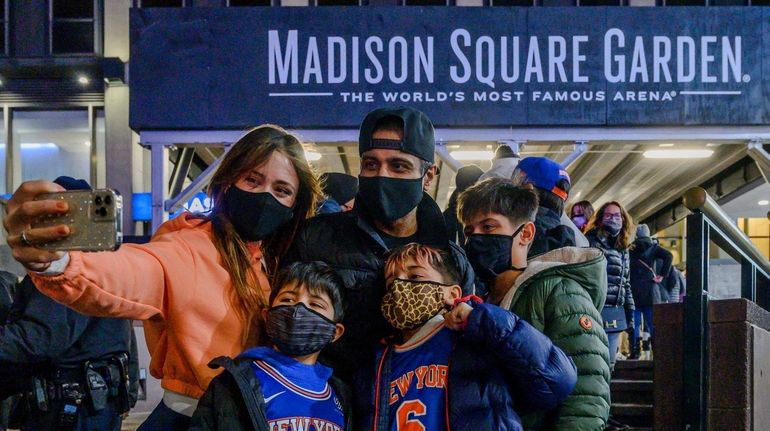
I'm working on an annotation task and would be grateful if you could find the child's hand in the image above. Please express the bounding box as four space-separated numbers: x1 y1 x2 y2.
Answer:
444 303 473 331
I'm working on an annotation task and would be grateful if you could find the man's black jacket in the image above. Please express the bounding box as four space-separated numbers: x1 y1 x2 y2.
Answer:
287 193 475 381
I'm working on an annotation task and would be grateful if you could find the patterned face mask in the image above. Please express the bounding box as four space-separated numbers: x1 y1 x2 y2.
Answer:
381 279 448 331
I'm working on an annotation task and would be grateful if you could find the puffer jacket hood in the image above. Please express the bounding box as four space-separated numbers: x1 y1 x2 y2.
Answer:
502 247 607 311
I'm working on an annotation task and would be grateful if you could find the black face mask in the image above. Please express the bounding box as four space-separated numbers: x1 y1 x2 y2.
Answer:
223 186 294 241
265 303 338 357
464 223 526 282
356 175 424 223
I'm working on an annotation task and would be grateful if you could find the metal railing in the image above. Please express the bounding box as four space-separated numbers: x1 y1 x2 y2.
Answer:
682 187 770 431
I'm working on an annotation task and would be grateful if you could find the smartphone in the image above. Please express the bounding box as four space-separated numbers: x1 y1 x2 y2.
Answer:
32 189 123 252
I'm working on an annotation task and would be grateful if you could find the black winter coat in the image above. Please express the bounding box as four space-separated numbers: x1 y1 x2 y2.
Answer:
586 230 635 332
529 207 577 258
630 238 673 307
0 276 132 398
189 356 354 431
288 194 475 382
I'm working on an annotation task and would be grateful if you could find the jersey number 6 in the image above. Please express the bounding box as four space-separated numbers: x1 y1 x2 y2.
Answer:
396 399 427 431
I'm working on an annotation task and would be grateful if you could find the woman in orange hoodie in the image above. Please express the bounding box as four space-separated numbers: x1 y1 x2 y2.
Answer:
3 125 322 430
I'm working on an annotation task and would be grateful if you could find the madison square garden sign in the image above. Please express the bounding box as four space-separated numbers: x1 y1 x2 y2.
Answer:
130 7 770 129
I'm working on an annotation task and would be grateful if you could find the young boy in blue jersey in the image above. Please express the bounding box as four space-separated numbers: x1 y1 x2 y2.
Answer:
189 261 352 431
356 243 577 431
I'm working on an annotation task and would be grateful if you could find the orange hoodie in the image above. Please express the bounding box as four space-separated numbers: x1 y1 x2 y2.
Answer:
30 213 270 399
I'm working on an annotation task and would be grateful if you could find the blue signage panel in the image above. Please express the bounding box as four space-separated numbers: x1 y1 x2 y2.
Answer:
129 7 770 128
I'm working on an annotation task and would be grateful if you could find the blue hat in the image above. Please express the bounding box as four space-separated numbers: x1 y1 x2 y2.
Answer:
516 157 570 201
53 176 91 191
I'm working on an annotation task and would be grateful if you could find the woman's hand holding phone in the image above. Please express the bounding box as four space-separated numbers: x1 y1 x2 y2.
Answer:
2 180 70 271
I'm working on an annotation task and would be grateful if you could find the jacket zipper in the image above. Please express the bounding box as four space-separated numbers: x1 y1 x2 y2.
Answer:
372 345 391 431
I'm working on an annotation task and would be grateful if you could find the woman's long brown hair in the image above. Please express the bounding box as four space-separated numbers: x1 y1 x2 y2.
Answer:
203 125 321 345
585 201 635 250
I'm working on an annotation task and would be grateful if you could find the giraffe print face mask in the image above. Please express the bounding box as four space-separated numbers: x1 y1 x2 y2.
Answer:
381 279 448 330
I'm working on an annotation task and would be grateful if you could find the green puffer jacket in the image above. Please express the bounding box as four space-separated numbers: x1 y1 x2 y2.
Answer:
499 247 611 431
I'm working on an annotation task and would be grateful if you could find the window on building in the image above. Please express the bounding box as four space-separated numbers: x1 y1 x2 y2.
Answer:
491 0 534 4
541 0 577 5
752 0 770 4
140 0 185 6
0 1 7 56
628 0 656 6
580 0 621 5
0 113 6 195
404 0 448 4
317 0 360 4
742 218 770 260
13 111 91 183
50 0 95 54
228 0 273 5
664 0 704 5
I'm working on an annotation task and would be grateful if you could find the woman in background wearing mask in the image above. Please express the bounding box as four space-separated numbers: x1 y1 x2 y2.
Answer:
2 125 321 430
585 202 635 369
569 200 594 233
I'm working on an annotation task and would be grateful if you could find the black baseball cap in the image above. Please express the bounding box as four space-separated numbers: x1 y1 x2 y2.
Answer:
358 106 435 163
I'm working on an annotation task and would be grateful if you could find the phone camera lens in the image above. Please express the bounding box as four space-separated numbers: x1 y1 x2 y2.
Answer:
104 196 112 205
95 196 103 205
97 207 107 217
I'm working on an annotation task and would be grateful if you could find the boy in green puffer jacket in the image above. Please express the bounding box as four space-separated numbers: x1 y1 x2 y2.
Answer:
458 178 611 431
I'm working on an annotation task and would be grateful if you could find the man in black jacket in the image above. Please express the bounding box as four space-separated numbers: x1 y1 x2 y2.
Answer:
0 177 134 431
289 107 475 382
511 157 576 258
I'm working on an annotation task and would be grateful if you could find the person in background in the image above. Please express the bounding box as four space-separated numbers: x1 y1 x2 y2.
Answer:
585 202 636 369
0 177 133 431
570 200 595 233
629 224 673 359
317 173 358 215
189 262 352 431
289 107 475 383
443 164 484 245
3 126 322 430
511 157 576 257
458 179 610 431
356 243 576 431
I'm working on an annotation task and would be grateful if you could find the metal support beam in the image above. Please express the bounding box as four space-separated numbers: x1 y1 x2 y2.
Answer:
683 212 709 431
164 145 232 213
747 140 770 184
560 141 588 169
168 147 195 198
435 142 463 172
150 144 169 233
584 147 644 204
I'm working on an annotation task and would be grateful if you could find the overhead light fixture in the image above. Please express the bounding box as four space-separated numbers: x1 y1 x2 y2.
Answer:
643 149 713 159
77 76 90 85
304 151 322 161
84 141 92 147
759 200 770 206
450 150 495 161
658 143 675 147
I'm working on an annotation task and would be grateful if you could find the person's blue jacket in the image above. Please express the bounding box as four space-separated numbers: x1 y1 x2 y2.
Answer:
356 302 578 431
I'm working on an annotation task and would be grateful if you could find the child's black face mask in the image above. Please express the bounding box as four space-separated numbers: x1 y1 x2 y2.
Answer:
265 303 337 356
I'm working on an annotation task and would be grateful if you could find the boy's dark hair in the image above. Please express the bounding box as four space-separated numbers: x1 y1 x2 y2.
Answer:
535 179 571 215
385 243 461 286
457 178 539 227
270 261 346 322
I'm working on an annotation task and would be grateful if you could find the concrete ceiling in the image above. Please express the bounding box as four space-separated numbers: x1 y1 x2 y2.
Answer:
306 140 760 224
